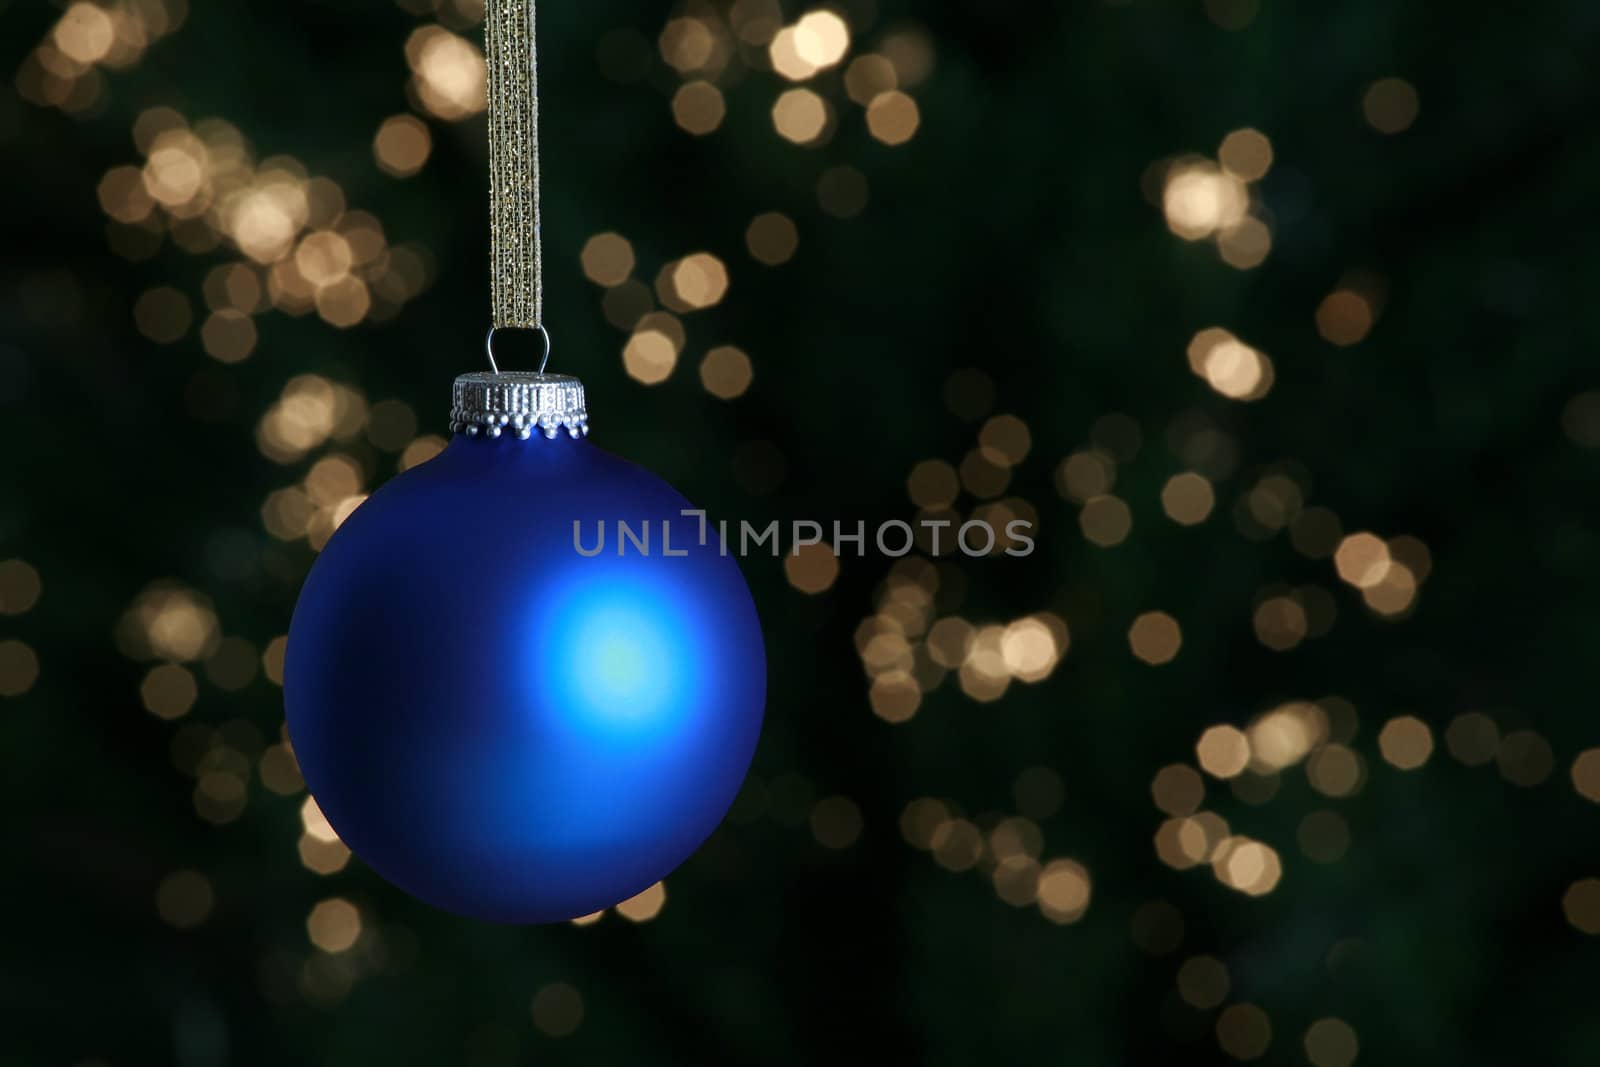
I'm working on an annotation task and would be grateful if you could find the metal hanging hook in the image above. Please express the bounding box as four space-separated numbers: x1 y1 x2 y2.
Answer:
484 324 552 376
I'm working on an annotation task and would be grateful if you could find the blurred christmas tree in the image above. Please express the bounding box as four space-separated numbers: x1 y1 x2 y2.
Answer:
3 0 1600 1064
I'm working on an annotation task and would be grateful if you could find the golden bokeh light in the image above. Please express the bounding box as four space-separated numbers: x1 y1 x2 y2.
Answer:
866 91 920 146
786 542 840 595
1252 596 1307 651
1361 562 1417 617
1001 616 1062 683
773 88 830 145
1163 162 1249 240
845 54 897 106
958 626 1011 702
1214 837 1282 896
1155 812 1231 870
1217 216 1272 270
373 114 432 178
730 0 782 45
1290 506 1343 559
671 252 730 309
979 415 1032 466
908 460 960 510
880 28 936 86
306 897 362 953
1247 702 1325 771
1201 336 1272 401
299 834 352 876
991 817 1044 863
1129 612 1182 666
1197 725 1250 779
98 165 154 223
672 80 726 136
400 434 448 471
900 798 949 849
768 26 819 81
1080 495 1133 547
1315 289 1375 346
117 582 220 663
793 11 850 69
0 560 42 616
622 329 679 385
1178 955 1230 1010
54 3 116 65
1445 711 1500 767
959 449 1010 499
1563 878 1600 935
194 768 247 826
811 796 863 849
0 641 41 698
406 26 487 121
1216 1003 1272 1061
140 663 198 720
1247 475 1303 530
601 281 649 331
1307 744 1364 797
1218 128 1273 181
1377 715 1433 770
1571 749 1600 803
259 743 304 796
1332 532 1389 588
1036 858 1092 924
746 211 799 265
1152 764 1205 817
200 309 257 363
1055 450 1115 502
924 616 973 669
1497 730 1553 787
994 855 1042 908
1161 472 1215 525
305 454 362 509
300 796 340 846
700 345 754 400
315 276 372 328
262 488 313 541
581 232 634 288
660 17 719 75
224 170 312 265
1304 1018 1360 1067
617 881 667 921
869 671 920 723
1363 76 1420 134
296 230 354 289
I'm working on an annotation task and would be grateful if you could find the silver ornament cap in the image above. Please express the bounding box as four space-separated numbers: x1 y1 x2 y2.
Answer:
450 371 589 441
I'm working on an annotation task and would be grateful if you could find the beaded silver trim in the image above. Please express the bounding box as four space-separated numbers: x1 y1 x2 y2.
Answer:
450 371 589 440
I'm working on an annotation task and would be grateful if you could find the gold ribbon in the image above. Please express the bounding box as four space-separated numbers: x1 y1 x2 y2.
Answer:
485 0 542 330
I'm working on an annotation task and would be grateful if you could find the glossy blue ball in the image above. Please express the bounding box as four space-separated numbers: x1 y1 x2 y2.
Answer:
284 434 766 924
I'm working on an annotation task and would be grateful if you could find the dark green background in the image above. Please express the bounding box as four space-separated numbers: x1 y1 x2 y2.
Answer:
4 0 1600 1064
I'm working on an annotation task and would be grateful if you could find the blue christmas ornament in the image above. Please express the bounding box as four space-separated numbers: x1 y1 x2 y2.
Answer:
284 371 766 924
